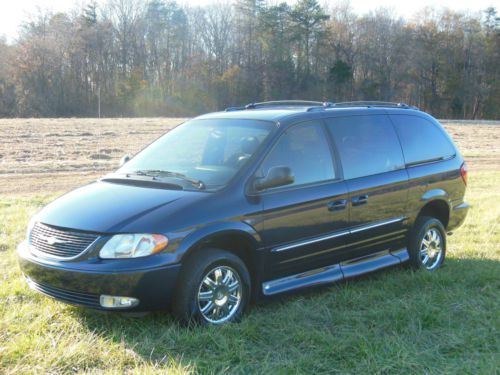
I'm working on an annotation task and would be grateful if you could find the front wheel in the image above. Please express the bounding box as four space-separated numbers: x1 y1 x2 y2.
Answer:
172 248 250 325
408 216 447 271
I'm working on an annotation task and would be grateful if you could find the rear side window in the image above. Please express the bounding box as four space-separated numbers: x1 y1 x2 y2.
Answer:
325 115 404 180
259 121 336 188
389 115 455 165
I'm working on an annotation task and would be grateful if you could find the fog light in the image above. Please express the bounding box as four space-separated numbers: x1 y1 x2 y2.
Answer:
99 295 139 309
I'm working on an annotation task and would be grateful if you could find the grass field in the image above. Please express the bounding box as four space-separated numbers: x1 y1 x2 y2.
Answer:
0 119 499 374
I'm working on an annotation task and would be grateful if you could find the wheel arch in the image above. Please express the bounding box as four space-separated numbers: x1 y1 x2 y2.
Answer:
176 222 262 292
417 193 451 229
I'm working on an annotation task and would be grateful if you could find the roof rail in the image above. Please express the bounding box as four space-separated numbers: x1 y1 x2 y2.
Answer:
224 100 419 112
225 100 334 112
330 101 418 109
224 106 247 112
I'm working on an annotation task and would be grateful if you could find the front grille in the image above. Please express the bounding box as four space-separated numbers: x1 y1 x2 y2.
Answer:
26 276 101 308
30 222 99 259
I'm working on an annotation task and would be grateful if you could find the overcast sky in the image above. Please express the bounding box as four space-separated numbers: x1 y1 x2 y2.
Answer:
1 0 497 42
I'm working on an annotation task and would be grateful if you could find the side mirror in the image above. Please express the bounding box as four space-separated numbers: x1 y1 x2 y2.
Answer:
254 166 294 191
120 154 131 167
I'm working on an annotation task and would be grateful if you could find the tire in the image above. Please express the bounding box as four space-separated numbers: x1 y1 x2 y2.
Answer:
172 248 251 325
408 216 447 271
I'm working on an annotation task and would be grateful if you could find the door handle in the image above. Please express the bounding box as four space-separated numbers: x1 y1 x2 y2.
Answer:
352 195 368 206
327 199 347 211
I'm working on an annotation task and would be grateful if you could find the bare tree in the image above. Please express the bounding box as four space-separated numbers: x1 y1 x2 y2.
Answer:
0 1 498 119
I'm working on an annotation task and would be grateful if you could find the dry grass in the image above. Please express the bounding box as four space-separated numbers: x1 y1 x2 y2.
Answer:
0 118 185 195
0 171 498 374
0 118 499 374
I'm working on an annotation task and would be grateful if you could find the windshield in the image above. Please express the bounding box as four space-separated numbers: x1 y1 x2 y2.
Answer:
117 118 274 190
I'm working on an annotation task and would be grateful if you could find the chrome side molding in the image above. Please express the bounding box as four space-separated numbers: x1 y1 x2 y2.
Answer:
272 230 350 253
271 216 406 253
349 216 406 234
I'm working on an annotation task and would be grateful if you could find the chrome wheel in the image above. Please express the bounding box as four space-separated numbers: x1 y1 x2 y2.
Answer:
197 265 242 324
419 228 444 270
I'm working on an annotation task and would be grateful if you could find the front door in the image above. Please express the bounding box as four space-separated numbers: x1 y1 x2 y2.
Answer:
257 120 350 278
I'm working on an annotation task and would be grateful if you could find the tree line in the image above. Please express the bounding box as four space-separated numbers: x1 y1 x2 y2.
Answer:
0 0 499 119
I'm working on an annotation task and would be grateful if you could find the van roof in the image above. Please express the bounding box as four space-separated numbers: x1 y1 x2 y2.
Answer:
195 101 425 123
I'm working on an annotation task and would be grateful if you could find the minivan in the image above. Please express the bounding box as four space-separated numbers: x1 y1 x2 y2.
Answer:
18 101 469 325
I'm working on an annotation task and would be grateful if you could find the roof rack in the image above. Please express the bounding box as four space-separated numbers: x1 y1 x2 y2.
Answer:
329 101 418 109
224 100 419 112
225 100 334 112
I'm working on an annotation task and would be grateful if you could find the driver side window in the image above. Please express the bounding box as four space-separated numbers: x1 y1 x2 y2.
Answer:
259 121 336 189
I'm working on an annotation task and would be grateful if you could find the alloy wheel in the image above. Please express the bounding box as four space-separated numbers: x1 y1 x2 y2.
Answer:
419 228 444 270
197 265 242 324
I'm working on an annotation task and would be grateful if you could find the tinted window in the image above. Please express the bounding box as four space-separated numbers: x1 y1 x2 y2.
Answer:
390 115 455 165
259 121 335 188
326 115 404 179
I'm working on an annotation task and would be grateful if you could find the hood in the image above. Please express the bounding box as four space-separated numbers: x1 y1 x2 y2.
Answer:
36 180 207 233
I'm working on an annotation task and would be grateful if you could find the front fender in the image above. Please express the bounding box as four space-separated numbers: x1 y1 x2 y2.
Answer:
174 220 262 261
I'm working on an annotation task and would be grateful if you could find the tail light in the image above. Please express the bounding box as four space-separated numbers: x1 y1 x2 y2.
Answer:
460 163 468 186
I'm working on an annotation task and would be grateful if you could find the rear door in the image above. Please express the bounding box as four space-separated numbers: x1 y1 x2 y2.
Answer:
258 120 350 278
325 114 409 261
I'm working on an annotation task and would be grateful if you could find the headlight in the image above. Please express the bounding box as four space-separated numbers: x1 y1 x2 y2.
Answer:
99 234 168 259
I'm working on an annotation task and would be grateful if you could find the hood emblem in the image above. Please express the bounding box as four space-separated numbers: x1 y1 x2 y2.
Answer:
39 234 68 245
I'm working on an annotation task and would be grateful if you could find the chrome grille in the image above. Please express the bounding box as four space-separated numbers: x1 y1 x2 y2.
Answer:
30 222 99 259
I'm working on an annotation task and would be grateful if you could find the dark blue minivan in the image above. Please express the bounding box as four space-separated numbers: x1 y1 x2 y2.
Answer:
18 101 469 325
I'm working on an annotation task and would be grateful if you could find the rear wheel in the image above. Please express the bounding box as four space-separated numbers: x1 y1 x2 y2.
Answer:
408 216 446 271
172 248 250 325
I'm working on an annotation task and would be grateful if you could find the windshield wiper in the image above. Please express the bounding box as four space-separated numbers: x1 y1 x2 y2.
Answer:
130 170 206 190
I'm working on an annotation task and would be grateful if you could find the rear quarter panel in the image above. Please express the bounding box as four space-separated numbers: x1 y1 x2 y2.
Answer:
406 156 466 227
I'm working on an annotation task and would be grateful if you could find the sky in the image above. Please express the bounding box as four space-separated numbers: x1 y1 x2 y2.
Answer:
0 0 497 43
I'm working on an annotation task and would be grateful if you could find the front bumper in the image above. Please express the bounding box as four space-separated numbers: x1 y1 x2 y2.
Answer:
17 241 181 311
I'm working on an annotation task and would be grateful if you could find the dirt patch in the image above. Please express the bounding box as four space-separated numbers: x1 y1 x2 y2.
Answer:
89 153 112 160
